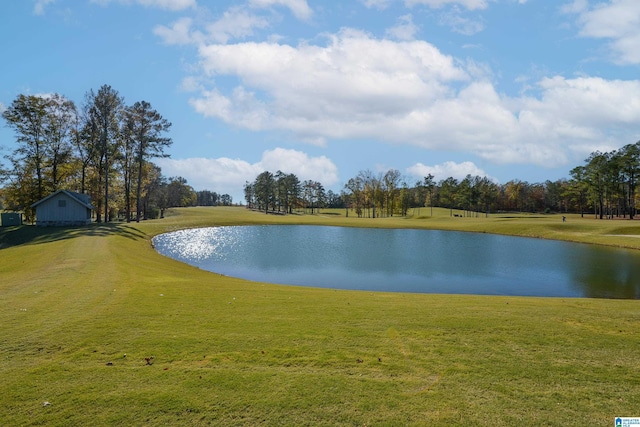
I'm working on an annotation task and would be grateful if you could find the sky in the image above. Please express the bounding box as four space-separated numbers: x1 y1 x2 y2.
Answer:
1 0 640 202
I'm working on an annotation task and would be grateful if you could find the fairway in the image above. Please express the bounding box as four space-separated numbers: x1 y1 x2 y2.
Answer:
1 207 639 426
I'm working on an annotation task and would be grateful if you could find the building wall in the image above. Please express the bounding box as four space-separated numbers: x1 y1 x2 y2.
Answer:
0 212 22 227
35 193 92 226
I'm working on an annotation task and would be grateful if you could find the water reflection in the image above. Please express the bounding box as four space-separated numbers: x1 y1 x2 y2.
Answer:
152 225 640 299
568 248 640 299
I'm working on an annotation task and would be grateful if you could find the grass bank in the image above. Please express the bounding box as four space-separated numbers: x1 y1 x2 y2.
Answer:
1 207 639 426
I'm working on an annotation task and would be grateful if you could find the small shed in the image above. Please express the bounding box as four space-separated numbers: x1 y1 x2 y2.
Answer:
1 212 22 227
31 190 94 227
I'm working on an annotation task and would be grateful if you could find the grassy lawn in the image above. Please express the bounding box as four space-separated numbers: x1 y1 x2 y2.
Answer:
1 207 639 426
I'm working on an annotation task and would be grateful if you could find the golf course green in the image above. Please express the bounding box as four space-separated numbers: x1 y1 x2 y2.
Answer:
1 206 639 426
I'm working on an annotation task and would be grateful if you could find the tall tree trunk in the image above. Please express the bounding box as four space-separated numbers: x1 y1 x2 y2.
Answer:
136 155 144 222
104 141 109 222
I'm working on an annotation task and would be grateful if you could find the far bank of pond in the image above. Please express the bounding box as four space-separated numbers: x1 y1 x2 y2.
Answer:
152 225 640 299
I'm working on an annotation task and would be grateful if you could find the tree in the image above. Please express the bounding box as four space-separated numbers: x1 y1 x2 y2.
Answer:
438 177 459 216
325 189 344 208
76 92 101 195
284 173 301 213
166 176 197 207
123 101 172 222
2 94 49 204
423 173 435 216
619 142 640 219
254 171 275 213
197 190 219 206
574 144 640 219
457 175 474 215
302 180 325 214
143 164 167 218
477 176 498 217
285 173 301 213
383 169 402 217
344 176 365 217
568 166 588 216
358 170 380 218
275 171 300 213
544 179 566 213
1 87 187 223
584 151 608 219
120 110 136 221
504 180 527 212
86 85 124 222
244 181 255 208
399 180 412 216
2 93 78 219
42 94 77 191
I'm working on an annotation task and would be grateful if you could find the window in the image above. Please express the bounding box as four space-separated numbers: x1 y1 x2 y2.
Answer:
58 199 66 208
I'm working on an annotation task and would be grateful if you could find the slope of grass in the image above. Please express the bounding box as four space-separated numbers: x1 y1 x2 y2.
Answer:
1 207 639 426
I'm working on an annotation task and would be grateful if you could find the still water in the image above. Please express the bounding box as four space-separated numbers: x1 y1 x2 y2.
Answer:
152 225 640 299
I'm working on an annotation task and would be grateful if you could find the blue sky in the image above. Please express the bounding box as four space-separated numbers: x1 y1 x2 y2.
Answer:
1 0 640 201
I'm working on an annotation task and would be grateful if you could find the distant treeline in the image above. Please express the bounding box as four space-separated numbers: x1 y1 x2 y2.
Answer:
245 140 640 219
4 86 637 221
196 190 233 207
244 171 341 214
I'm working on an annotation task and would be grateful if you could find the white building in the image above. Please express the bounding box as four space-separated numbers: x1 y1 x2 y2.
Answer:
31 190 94 226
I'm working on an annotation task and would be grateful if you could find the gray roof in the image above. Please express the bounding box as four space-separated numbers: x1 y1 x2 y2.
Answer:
31 190 94 209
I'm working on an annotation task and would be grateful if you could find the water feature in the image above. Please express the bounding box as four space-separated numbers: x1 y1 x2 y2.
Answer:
152 225 640 299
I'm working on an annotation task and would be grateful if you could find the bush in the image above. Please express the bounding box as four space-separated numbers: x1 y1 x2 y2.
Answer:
146 207 161 219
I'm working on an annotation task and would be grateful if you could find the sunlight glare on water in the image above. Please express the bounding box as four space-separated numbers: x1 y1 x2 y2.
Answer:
155 227 242 262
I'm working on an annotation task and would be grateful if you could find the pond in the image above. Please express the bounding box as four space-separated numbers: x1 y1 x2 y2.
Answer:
152 225 640 299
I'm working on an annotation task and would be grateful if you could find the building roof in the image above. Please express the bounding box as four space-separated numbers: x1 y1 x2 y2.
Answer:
31 190 94 210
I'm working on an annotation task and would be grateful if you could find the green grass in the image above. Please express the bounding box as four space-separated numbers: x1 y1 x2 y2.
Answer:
1 207 640 426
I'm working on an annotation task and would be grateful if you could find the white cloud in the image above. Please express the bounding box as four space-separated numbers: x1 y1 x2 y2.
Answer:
178 23 640 171
191 29 468 133
156 148 338 198
361 0 488 10
406 0 488 10
565 0 640 64
361 0 392 9
385 14 419 41
406 161 495 181
532 76 640 127
33 0 55 15
205 7 271 44
364 0 487 35
249 0 313 21
180 76 204 92
90 0 196 11
439 6 485 35
154 17 198 45
137 0 196 9
156 156 260 193
561 0 588 15
154 7 273 45
259 148 339 184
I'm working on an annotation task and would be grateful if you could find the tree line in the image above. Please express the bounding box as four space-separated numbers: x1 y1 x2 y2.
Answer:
5 84 636 221
570 141 640 219
196 190 233 207
0 86 210 222
245 140 640 219
243 171 341 214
